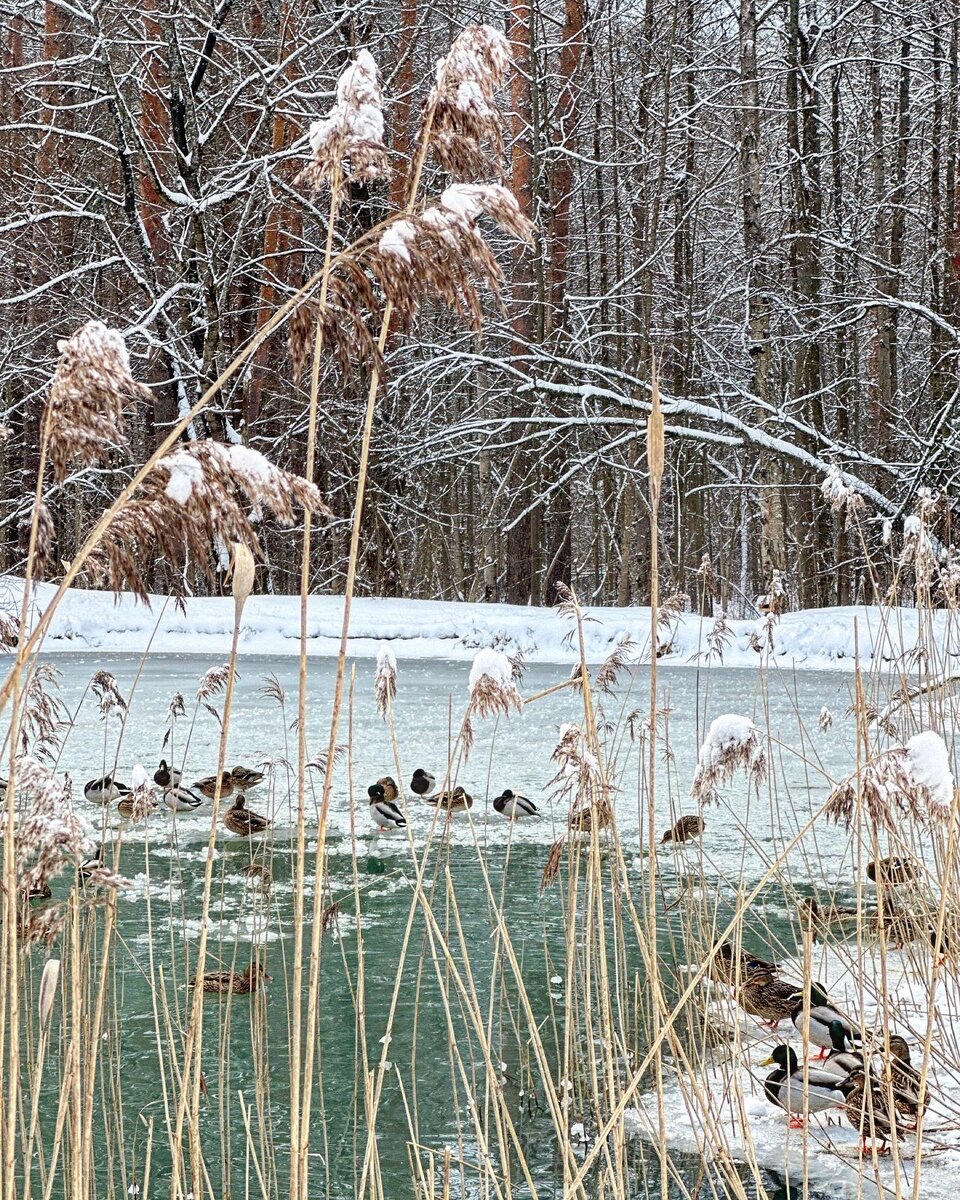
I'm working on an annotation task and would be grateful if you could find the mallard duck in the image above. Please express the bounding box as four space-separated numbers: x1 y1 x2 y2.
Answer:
821 1018 867 1077
790 982 861 1057
243 863 272 892
118 791 157 820
163 785 205 813
425 787 472 813
190 962 270 994
84 775 129 805
410 769 436 796
870 907 927 947
880 1035 928 1119
493 790 538 820
375 776 400 804
78 847 104 883
194 773 234 799
231 765 264 789
707 940 778 987
24 881 52 902
154 760 182 788
929 921 953 966
0 777 7 802
867 857 918 887
738 968 800 1026
798 895 863 935
661 814 704 844
368 783 407 831
567 803 611 834
838 1069 916 1151
760 1044 848 1128
223 792 271 837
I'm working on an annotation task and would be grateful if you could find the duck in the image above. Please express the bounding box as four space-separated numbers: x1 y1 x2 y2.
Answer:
880 1035 928 1119
738 967 801 1027
929 921 953 966
118 792 157 820
798 895 863 936
0 777 7 802
78 847 104 883
789 982 862 1057
838 1068 915 1151
153 760 182 789
223 793 271 837
661 814 704 844
867 857 918 887
190 962 270 994
821 1018 867 1077
706 940 778 987
493 790 538 820
369 783 407 831
84 775 129 805
243 863 272 892
24 881 52 902
163 785 205 813
760 1044 848 1128
375 776 400 804
231 765 265 790
425 787 473 813
410 769 436 796
567 803 611 834
194 772 234 799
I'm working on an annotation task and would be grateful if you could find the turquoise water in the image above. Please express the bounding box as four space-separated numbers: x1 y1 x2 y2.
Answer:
21 653 865 1198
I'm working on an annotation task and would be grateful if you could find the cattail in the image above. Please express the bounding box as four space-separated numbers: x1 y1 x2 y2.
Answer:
690 714 766 805
468 648 523 719
374 644 398 719
46 321 150 483
427 24 512 179
87 440 330 600
38 958 60 1026
230 542 255 619
299 49 389 193
647 366 664 509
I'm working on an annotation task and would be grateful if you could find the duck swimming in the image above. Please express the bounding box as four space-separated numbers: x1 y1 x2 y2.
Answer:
493 790 538 820
760 1044 848 1128
369 783 407 831
191 962 270 995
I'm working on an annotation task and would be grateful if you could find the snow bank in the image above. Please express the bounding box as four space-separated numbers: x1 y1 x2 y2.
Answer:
4 576 960 670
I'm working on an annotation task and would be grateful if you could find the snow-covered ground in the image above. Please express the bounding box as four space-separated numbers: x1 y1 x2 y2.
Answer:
627 941 960 1198
4 576 960 670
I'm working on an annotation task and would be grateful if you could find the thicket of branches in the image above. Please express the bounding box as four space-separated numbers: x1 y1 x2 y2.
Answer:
3 0 959 611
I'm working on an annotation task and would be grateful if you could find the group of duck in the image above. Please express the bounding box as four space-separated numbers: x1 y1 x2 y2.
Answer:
368 769 537 829
711 863 946 1152
83 761 272 837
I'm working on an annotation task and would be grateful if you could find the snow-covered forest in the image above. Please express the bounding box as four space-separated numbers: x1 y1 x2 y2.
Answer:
3 0 958 610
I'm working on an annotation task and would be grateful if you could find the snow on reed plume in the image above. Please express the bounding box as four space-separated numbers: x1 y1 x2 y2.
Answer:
299 49 389 192
46 321 150 483
821 464 866 527
86 440 330 599
90 669 126 717
427 24 511 179
825 731 954 830
374 644 398 719
468 647 522 718
690 714 766 805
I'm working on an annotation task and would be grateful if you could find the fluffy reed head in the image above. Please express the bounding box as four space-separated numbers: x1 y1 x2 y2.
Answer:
427 24 511 179
826 734 954 830
690 714 766 805
87 440 331 599
468 647 523 719
299 49 389 193
821 465 866 527
374 643 398 719
46 321 149 483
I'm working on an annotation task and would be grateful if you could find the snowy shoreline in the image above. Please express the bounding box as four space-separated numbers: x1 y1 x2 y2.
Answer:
3 576 958 669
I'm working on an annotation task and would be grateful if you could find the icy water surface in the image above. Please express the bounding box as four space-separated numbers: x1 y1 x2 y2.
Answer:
28 653 881 1198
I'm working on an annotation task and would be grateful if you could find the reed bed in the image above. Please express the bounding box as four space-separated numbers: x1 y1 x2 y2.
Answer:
3 24 960 1200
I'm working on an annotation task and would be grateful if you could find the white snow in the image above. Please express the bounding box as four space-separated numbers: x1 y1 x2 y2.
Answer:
906 731 955 814
378 219 416 263
6 576 960 670
697 714 759 762
468 646 515 692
